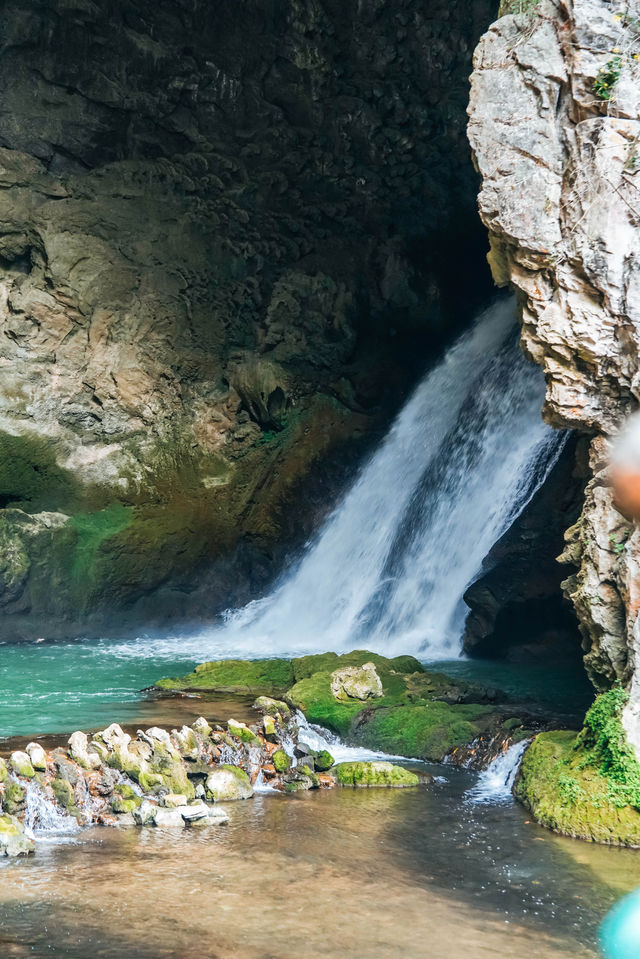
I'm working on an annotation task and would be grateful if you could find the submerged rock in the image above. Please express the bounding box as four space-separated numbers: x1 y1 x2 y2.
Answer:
333 762 420 788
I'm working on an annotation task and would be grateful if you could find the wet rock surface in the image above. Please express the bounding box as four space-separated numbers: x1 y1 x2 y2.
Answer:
158 650 538 766
0 684 427 855
0 0 495 640
468 0 640 753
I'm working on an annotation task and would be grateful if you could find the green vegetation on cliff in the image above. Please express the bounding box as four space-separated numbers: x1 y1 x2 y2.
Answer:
516 687 640 846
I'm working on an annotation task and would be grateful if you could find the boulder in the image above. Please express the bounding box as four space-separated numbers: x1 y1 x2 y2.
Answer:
205 765 253 802
272 749 292 774
68 731 102 769
192 717 212 737
330 663 383 702
26 742 47 771
161 793 188 808
227 719 261 745
9 751 35 778
315 749 334 772
0 814 35 857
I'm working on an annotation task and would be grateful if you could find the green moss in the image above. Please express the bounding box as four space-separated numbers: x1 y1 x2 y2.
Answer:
51 778 75 809
111 796 141 814
138 772 165 793
272 749 292 774
291 650 424 682
355 702 496 762
0 759 7 783
0 813 22 836
4 782 25 814
227 719 261 744
69 505 133 587
516 731 640 845
156 658 295 695
253 696 291 716
314 749 334 771
516 693 640 847
334 761 419 788
158 651 500 763
285 654 498 758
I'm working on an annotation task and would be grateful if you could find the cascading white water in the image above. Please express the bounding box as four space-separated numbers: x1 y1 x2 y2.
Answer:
24 780 78 836
209 297 564 658
465 740 530 805
110 296 563 663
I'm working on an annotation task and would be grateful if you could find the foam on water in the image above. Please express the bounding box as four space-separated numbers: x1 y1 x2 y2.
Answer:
465 740 530 805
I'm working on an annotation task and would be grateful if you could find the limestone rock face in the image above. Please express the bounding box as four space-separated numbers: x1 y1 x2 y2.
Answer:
468 2 640 747
0 0 495 639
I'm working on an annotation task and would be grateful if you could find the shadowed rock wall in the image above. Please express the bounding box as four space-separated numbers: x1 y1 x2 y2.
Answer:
0 0 495 639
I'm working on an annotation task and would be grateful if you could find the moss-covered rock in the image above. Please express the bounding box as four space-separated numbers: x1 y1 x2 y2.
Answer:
314 749 334 771
0 812 35 857
8 751 35 778
156 658 295 695
206 764 253 802
158 650 504 763
515 688 640 846
272 749 292 774
0 758 8 783
253 696 291 717
3 781 26 814
227 719 261 745
333 761 419 788
285 652 500 760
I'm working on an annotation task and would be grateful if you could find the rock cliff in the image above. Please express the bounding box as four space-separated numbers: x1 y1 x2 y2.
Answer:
468 1 640 748
0 0 495 639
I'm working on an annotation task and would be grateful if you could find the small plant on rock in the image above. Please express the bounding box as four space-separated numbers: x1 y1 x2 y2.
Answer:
594 55 623 100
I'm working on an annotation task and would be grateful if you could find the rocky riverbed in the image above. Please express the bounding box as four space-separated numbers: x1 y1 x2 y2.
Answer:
0 685 421 857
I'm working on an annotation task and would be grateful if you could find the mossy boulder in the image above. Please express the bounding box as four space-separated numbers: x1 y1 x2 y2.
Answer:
156 658 295 695
253 696 291 717
112 783 143 814
285 652 500 760
515 688 640 846
51 778 78 814
3 781 26 814
9 751 36 778
206 764 253 802
158 650 504 762
227 719 261 745
272 749 292 774
333 761 419 788
314 749 334 771
0 813 35 857
0 758 8 783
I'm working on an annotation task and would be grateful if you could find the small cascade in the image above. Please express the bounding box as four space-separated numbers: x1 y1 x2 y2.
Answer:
24 780 78 835
294 711 410 763
218 743 243 766
465 740 530 805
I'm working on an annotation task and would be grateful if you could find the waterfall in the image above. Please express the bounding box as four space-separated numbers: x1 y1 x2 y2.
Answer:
212 297 564 658
465 740 530 805
110 296 563 662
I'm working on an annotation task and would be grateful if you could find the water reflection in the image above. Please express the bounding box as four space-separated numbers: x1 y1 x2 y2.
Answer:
1 768 637 958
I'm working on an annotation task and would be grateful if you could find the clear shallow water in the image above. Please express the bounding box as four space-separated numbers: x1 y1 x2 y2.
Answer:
0 639 595 740
1 765 639 959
